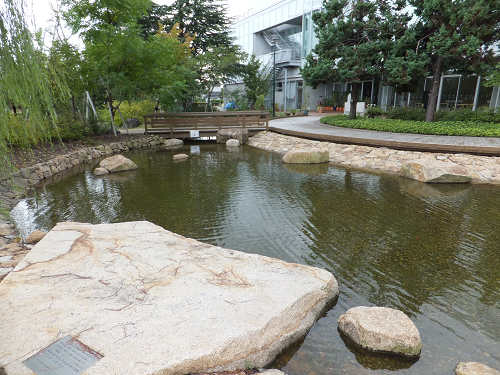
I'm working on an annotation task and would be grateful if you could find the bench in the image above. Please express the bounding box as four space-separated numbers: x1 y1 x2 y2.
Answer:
143 111 269 138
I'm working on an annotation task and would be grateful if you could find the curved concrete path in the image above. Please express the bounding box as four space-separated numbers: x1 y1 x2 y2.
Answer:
269 113 500 156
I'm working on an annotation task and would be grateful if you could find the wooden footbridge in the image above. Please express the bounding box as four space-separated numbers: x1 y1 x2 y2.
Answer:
143 111 269 138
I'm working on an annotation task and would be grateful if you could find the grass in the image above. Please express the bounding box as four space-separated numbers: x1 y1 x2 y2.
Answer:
320 115 500 138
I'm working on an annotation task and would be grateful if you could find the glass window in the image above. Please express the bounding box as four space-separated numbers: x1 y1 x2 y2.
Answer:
458 76 478 105
477 78 493 108
440 76 460 108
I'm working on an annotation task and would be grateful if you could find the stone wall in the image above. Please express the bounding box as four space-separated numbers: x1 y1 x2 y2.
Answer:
248 131 500 184
0 135 164 210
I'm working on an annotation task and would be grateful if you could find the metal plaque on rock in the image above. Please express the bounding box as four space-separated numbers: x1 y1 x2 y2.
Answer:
23 335 103 375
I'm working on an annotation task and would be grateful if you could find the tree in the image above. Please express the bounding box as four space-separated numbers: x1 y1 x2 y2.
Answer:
0 0 69 181
406 0 500 121
62 0 192 132
139 0 244 111
301 0 412 119
140 0 234 56
195 45 247 111
243 54 271 106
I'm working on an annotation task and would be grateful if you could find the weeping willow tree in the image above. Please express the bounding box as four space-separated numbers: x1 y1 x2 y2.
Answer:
0 0 68 180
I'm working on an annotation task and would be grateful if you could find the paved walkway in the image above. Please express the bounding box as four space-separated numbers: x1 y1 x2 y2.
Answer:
269 113 500 156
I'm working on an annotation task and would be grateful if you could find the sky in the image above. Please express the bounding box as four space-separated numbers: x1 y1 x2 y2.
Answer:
27 0 272 44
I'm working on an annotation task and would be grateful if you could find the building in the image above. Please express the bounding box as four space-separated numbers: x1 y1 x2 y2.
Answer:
227 0 500 112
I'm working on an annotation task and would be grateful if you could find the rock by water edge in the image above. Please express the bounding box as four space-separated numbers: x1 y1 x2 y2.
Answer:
282 150 329 164
400 159 472 183
455 362 500 375
338 306 422 357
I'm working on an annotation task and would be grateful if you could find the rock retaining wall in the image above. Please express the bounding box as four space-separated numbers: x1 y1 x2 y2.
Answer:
248 132 500 184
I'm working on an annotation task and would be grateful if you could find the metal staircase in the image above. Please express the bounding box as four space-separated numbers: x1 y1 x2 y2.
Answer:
262 28 301 61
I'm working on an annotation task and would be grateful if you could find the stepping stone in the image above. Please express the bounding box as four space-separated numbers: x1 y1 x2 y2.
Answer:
0 221 339 375
455 362 500 375
338 306 421 357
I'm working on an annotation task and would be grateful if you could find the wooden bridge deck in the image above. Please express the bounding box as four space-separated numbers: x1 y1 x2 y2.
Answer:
143 111 269 138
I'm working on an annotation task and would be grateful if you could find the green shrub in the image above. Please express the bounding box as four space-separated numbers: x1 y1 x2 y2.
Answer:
320 115 500 137
385 106 426 121
366 106 384 118
97 99 156 126
434 107 500 123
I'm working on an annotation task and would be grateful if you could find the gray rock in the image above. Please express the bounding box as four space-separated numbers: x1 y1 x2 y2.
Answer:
226 139 241 147
24 230 48 244
338 306 422 357
173 153 189 161
217 129 250 144
282 150 329 164
99 155 138 173
93 167 110 176
0 221 338 375
455 362 500 375
400 159 472 183
164 139 184 149
124 118 141 128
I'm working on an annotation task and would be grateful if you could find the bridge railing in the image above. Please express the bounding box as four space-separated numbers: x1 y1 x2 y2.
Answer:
143 111 269 138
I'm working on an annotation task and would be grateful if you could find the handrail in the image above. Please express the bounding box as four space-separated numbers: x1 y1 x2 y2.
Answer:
143 111 269 138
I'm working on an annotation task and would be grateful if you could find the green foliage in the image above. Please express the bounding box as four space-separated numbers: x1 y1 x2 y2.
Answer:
434 107 500 123
385 107 426 121
405 0 500 121
63 0 192 127
244 54 271 105
140 0 235 57
484 62 500 88
291 109 296 115
97 99 156 126
320 115 500 137
244 361 253 371
0 0 70 183
255 94 265 111
302 0 412 88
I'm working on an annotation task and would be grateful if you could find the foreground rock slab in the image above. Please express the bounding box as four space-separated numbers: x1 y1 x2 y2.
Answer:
338 306 422 357
400 159 472 183
0 221 338 375
97 154 138 174
282 150 329 164
455 362 500 375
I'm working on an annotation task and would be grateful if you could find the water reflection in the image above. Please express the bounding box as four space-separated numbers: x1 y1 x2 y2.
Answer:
11 143 500 375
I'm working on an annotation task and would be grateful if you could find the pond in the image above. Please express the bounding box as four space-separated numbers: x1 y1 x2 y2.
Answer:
11 143 500 375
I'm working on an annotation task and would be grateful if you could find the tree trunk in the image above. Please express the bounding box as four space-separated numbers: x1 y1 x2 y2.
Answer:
70 95 76 118
349 82 360 120
108 93 117 136
425 56 443 122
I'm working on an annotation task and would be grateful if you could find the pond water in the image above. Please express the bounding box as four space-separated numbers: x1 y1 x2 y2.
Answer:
12 143 500 375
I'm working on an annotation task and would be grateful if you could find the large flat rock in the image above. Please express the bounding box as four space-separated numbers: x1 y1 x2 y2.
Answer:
400 159 472 183
0 221 338 375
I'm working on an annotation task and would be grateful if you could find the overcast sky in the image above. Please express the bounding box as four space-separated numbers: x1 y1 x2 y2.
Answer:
27 0 271 44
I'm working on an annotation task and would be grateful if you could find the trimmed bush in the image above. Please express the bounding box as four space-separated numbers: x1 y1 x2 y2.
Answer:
320 115 500 137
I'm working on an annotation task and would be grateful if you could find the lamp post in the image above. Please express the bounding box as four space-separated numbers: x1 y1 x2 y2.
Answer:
271 36 278 118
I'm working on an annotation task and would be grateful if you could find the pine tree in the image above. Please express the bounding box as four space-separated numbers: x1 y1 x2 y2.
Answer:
407 0 500 121
140 0 234 56
301 0 412 119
